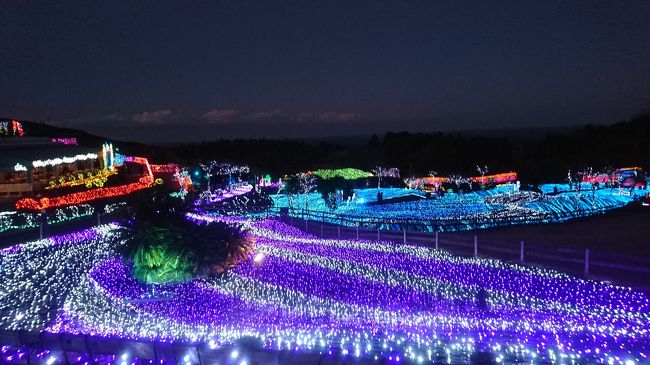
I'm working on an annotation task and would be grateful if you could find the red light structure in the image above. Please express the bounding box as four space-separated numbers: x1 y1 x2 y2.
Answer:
15 156 155 211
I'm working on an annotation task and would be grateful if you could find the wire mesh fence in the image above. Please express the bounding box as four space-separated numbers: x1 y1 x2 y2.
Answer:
278 214 650 290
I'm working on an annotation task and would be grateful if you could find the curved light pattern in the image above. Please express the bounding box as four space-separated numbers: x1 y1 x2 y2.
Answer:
0 213 642 364
15 179 153 211
271 186 639 231
32 153 98 168
0 225 123 332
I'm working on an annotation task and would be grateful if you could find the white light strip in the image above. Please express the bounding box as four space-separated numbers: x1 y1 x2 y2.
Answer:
32 153 98 168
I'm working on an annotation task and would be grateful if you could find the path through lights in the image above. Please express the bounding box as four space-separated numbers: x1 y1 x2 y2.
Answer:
0 215 648 364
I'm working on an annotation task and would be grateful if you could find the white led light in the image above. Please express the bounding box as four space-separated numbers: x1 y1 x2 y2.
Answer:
32 153 98 168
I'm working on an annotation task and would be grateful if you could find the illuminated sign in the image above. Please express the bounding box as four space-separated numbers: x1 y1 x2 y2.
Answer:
51 138 78 145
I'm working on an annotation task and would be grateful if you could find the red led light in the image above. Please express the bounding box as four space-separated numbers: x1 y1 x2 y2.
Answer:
16 156 156 211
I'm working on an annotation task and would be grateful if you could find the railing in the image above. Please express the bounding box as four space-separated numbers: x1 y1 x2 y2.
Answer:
262 204 624 233
275 214 650 290
0 204 129 245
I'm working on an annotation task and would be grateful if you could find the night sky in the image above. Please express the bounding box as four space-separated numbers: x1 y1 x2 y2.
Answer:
1 1 649 143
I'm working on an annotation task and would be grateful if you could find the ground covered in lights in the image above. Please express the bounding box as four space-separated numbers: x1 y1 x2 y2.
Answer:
271 184 646 231
1 215 649 364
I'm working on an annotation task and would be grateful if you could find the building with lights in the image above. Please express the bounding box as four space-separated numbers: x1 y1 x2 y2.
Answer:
0 120 102 200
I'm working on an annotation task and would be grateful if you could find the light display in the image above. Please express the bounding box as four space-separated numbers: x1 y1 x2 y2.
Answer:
113 153 126 167
470 172 517 185
311 168 372 180
32 153 98 168
125 156 154 180
0 120 25 137
101 142 115 169
414 172 517 188
0 225 124 334
13 163 27 172
613 167 646 188
170 168 192 200
196 184 253 205
150 163 179 173
371 166 399 188
0 205 95 233
45 169 116 190
16 178 153 211
16 156 155 211
103 202 127 214
272 185 638 232
1 216 646 364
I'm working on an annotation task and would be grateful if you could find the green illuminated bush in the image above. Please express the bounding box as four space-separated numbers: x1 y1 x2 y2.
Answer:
128 227 197 284
311 168 372 180
123 187 254 285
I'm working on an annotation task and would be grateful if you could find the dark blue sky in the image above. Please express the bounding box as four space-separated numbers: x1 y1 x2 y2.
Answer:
1 1 648 143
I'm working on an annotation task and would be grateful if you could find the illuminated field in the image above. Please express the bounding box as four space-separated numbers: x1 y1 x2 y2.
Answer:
271 185 643 231
1 217 648 364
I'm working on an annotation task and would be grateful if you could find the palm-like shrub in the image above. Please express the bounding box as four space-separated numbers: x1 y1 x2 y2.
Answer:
126 226 197 284
184 222 255 276
122 186 255 284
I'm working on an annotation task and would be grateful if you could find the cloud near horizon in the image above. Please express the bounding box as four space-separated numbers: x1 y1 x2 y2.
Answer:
200 109 240 123
62 108 365 127
130 110 174 124
243 110 363 123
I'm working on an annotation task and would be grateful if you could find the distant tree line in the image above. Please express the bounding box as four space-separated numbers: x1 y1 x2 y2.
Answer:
21 112 650 184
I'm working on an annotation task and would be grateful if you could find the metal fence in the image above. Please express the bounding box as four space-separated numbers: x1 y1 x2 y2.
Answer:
0 207 127 246
277 214 650 290
266 204 626 233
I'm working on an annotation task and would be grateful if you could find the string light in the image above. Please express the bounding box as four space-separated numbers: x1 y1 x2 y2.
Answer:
0 120 25 137
310 168 372 180
414 172 517 187
272 185 639 231
151 164 180 173
15 156 155 211
45 169 116 190
0 205 95 233
15 178 153 211
32 153 98 168
2 213 645 364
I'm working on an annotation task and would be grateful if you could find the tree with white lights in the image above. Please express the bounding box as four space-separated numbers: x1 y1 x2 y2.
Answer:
202 162 250 190
372 166 386 189
449 174 467 203
298 172 317 214
476 164 489 189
